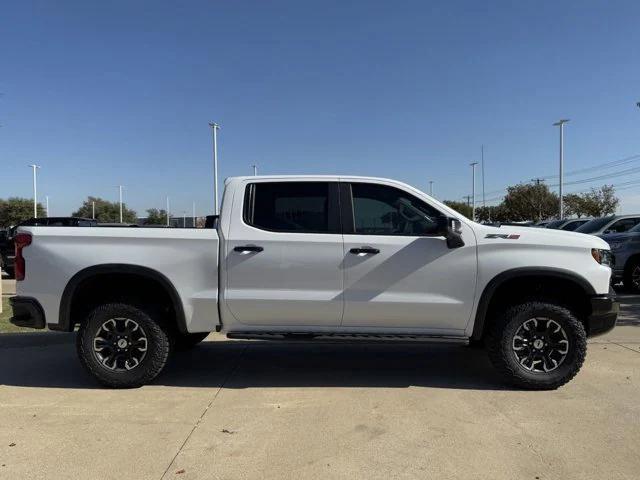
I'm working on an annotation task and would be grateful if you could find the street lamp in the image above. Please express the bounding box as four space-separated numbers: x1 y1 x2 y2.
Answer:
252 164 258 176
116 185 124 223
192 201 196 228
470 162 478 221
28 164 41 218
428 180 434 197
166 196 170 227
553 119 570 219
209 122 220 214
46 196 49 217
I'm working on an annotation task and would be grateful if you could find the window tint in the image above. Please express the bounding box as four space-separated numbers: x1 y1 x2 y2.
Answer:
608 218 640 233
351 183 441 235
245 182 331 233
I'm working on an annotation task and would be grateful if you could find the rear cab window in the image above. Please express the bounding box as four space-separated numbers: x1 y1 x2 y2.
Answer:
243 182 340 233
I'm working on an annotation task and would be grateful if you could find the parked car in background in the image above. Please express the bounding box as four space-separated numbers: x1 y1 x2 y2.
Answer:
545 218 591 231
534 220 552 228
0 228 14 277
601 223 640 292
575 215 640 236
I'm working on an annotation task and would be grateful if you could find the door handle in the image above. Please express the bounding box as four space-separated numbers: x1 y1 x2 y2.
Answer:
234 245 264 253
349 247 380 255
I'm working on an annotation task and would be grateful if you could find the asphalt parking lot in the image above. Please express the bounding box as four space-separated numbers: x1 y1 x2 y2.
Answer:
0 287 639 479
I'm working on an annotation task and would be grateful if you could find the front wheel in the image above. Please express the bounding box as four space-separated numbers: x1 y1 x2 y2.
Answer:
77 303 172 388
486 301 587 390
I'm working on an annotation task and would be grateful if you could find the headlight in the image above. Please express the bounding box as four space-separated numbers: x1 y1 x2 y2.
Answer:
591 248 612 267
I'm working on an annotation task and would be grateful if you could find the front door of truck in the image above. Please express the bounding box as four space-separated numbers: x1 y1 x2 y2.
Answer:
224 180 344 327
340 181 477 333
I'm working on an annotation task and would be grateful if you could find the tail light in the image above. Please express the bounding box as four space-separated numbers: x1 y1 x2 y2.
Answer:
14 233 32 281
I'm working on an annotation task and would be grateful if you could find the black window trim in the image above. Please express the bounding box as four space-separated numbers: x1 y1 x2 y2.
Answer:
341 181 446 237
242 181 341 234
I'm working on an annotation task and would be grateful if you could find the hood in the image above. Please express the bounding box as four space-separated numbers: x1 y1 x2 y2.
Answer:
476 223 610 249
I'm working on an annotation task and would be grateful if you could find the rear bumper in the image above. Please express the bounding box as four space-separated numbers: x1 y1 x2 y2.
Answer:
9 296 46 329
586 293 619 337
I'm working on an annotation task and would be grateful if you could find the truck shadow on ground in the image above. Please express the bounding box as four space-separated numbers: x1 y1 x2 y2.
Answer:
0 335 515 391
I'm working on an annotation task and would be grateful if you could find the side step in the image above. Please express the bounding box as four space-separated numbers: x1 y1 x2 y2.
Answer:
226 331 468 344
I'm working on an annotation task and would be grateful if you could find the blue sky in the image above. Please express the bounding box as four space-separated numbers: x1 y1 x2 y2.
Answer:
2 0 640 216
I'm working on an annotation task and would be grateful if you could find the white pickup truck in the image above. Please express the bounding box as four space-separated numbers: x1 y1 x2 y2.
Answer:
10 176 618 389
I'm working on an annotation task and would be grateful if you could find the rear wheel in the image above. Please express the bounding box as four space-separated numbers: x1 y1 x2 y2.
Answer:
623 259 640 293
77 303 172 388
486 301 587 390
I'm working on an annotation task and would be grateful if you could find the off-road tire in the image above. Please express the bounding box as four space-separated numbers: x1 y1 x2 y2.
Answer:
623 259 640 293
486 301 587 390
77 303 172 388
174 332 210 351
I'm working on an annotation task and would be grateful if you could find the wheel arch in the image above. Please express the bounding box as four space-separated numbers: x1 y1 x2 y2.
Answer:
471 267 595 340
53 264 187 334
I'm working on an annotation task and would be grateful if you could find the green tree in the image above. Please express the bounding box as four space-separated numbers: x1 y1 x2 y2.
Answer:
0 198 45 227
72 196 137 223
145 208 168 225
475 204 512 223
443 200 472 219
502 183 558 222
564 185 618 218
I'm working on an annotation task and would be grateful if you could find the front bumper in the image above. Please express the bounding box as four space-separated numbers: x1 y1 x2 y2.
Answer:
586 293 619 337
9 296 46 329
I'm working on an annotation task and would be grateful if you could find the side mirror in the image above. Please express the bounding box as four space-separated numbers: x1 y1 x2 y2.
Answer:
436 216 465 249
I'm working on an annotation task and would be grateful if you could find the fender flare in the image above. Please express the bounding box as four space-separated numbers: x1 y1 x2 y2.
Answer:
53 264 187 333
470 267 595 340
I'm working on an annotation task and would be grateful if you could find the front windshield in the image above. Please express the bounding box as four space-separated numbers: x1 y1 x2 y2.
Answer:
575 216 614 233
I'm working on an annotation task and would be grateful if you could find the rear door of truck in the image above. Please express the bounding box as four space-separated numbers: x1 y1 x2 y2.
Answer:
223 178 344 327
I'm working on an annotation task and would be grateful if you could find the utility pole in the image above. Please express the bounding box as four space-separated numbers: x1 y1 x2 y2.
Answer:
209 122 220 214
92 201 95 220
463 195 472 207
29 164 41 218
117 185 124 223
252 164 258 176
192 201 196 228
429 181 434 197
531 178 545 185
470 162 478 221
45 196 49 217
481 145 486 209
553 119 570 219
166 196 170 227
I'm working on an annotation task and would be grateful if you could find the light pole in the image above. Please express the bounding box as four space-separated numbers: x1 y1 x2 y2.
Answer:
192 201 196 227
28 164 41 218
553 119 570 219
46 196 49 217
116 185 124 223
481 145 486 209
470 162 478 221
429 180 434 197
183 211 186 228
166 196 170 227
252 164 258 176
92 201 95 219
209 122 220 214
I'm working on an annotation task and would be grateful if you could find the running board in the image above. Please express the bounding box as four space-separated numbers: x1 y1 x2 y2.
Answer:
226 331 469 344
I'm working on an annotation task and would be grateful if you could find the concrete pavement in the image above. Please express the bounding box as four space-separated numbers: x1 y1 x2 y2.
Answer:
0 303 639 479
